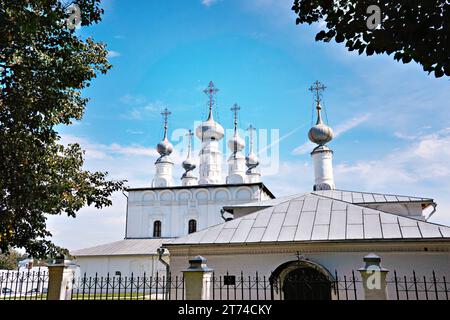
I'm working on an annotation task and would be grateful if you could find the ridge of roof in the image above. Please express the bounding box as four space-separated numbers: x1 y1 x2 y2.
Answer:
312 189 434 203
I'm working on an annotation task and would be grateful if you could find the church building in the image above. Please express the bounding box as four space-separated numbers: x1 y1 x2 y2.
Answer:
72 81 275 276
72 81 450 299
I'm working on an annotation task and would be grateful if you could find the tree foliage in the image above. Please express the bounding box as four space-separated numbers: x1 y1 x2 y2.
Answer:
292 0 449 77
0 247 27 270
0 0 124 258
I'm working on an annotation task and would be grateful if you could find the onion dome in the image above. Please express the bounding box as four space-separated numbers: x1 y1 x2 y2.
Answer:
308 102 333 145
246 124 259 171
157 107 173 156
195 116 225 141
196 81 224 141
246 151 259 170
182 129 196 173
228 103 245 152
228 133 245 152
157 137 173 156
182 157 196 172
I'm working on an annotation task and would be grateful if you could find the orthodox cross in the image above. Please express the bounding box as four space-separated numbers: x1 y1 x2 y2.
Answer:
308 80 326 105
185 129 194 158
161 107 171 139
203 81 219 117
231 103 240 133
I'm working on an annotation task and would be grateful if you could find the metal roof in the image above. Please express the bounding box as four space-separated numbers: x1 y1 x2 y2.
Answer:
312 189 434 205
71 238 173 257
222 193 304 211
169 193 450 245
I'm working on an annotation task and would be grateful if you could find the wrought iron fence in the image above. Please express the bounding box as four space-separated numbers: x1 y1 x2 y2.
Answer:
1 269 449 300
208 270 360 300
0 269 48 300
71 272 184 300
389 270 449 300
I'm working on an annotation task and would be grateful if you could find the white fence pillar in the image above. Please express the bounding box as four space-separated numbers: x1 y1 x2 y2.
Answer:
47 260 74 300
183 256 213 300
358 253 389 300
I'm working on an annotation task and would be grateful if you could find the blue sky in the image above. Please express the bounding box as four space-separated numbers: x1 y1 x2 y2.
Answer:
48 0 450 250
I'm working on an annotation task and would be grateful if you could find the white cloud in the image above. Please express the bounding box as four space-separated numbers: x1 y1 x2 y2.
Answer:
336 128 450 187
120 95 165 120
292 114 371 155
334 114 370 136
126 129 144 135
60 134 160 160
107 50 121 58
201 0 219 6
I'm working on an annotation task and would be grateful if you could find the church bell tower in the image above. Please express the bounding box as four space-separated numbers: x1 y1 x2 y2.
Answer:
308 81 335 191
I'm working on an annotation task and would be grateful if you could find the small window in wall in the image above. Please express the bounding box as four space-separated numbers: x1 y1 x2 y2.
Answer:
153 220 162 237
188 219 197 234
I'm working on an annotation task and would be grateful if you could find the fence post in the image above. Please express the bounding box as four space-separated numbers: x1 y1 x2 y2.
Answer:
47 257 74 300
358 253 389 300
182 256 213 300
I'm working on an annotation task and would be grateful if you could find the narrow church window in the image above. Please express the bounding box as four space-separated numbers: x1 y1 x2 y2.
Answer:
188 219 197 234
153 220 161 237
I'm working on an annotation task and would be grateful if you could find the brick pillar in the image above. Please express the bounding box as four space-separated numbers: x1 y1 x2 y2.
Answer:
183 256 213 300
47 258 75 300
358 253 389 300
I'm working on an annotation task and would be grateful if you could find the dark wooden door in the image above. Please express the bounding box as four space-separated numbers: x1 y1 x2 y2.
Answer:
282 267 332 300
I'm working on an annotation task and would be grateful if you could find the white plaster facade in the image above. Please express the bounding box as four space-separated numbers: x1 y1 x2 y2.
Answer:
166 241 450 299
125 183 274 239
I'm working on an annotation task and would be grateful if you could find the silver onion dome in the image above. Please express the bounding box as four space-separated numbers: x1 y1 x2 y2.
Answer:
157 137 173 156
246 152 259 170
308 123 334 145
308 102 333 145
228 134 245 152
195 117 225 141
157 107 173 156
182 157 196 172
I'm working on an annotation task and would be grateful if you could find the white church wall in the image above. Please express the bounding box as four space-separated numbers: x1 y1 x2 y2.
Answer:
167 245 450 299
169 250 449 278
75 255 167 278
169 246 450 299
126 185 271 238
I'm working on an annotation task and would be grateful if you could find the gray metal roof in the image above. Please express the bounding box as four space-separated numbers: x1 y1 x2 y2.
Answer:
170 193 450 245
312 189 434 205
223 193 304 211
71 238 173 257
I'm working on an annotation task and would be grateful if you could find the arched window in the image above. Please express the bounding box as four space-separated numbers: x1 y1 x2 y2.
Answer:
153 220 161 238
188 219 197 234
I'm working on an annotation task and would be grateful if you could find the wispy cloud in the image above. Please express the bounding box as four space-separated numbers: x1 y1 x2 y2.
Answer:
126 129 144 135
107 50 121 58
201 0 219 6
120 94 146 105
334 113 370 136
292 114 371 155
60 134 160 161
120 95 165 120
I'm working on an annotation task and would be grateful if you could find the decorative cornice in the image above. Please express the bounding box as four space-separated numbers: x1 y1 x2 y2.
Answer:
164 239 450 256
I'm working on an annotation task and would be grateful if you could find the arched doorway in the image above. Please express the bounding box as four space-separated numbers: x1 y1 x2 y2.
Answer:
283 267 331 300
270 259 334 300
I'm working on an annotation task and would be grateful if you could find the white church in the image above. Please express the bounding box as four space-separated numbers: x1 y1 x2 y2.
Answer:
72 81 450 298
